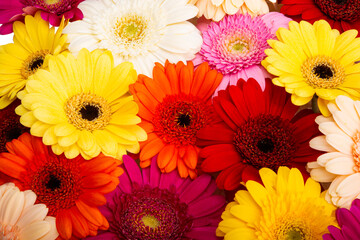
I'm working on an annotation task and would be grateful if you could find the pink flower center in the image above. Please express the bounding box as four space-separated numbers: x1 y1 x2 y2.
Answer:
0 222 20 240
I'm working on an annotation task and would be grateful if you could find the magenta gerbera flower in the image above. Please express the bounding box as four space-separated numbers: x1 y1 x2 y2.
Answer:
84 155 226 240
323 199 360 240
0 0 84 34
193 12 291 94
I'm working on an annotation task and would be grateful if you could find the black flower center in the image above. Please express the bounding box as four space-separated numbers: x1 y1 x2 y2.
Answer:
333 0 347 4
313 65 333 79
45 174 61 191
177 113 191 127
29 58 44 71
314 0 360 22
5 127 22 142
257 138 275 153
80 104 100 121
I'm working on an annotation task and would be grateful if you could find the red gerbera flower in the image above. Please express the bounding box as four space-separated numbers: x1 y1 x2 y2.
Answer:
0 0 84 34
279 0 360 33
196 78 322 190
0 133 123 239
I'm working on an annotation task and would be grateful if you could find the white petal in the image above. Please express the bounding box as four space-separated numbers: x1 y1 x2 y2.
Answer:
164 4 198 24
307 161 320 169
354 100 360 119
317 152 351 166
20 221 51 240
337 195 355 209
309 167 337 182
336 95 359 124
23 190 37 210
328 102 340 115
336 173 360 197
39 217 59 240
333 110 358 137
223 0 239 14
0 188 24 226
17 204 48 229
326 133 353 155
318 121 345 136
315 115 333 125
309 136 337 152
325 157 355 175
211 0 224 7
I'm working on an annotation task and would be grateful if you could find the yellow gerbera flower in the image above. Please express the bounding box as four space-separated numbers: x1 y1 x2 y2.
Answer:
262 20 360 116
16 49 147 160
217 167 337 239
0 12 68 109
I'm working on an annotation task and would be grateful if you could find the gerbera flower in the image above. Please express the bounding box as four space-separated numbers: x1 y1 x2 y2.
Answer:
197 78 321 190
262 20 360 116
0 182 58 240
0 133 122 239
217 167 337 239
307 95 360 208
323 199 360 240
63 0 202 77
0 13 68 109
129 61 222 179
0 100 28 153
193 12 291 94
0 0 84 34
280 0 360 34
84 155 226 240
187 0 270 21
16 49 146 159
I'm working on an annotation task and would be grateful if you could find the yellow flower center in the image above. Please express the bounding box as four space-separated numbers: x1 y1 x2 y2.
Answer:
275 217 311 240
352 132 360 172
113 14 147 43
0 222 20 240
141 215 160 229
301 55 345 89
21 50 50 79
228 39 249 54
65 93 111 131
44 0 61 4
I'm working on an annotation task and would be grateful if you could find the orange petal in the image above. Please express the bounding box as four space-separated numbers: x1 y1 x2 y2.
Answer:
75 200 103 226
56 210 73 240
69 207 90 239
79 191 107 206
163 148 178 173
177 158 189 178
157 144 176 169
152 65 172 95
82 173 112 188
165 63 179 94
140 137 165 160
183 146 198 170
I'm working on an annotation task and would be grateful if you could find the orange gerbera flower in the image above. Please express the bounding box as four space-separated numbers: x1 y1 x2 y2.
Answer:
0 133 123 240
130 61 222 179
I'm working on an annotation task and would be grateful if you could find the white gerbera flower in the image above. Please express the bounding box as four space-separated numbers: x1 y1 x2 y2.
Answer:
0 182 58 240
308 95 360 209
63 0 202 76
187 0 270 21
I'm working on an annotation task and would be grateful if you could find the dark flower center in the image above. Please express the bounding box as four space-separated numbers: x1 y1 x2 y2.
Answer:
257 138 275 153
314 0 360 22
109 186 192 240
313 65 333 79
287 229 305 240
153 95 211 146
5 127 23 142
233 114 297 169
29 58 44 71
80 104 100 121
45 174 61 190
30 158 82 215
177 113 191 127
23 0 77 14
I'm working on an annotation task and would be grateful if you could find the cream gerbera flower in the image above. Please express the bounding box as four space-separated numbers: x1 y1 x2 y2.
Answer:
63 0 202 77
0 182 58 240
308 95 360 209
0 12 68 109
16 49 147 160
188 0 270 21
262 20 360 117
217 167 337 239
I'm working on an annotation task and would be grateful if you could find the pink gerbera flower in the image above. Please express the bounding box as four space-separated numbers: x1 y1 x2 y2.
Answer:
84 155 226 240
0 0 84 34
193 12 291 94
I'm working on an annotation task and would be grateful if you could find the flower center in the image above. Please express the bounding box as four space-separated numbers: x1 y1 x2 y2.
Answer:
233 114 296 169
0 223 20 240
352 132 360 172
141 215 160 229
275 217 311 240
153 95 210 147
301 55 345 89
65 93 111 131
113 14 147 43
110 186 192 240
314 0 360 22
21 50 49 79
29 157 82 215
24 0 76 13
230 40 249 53
0 112 28 152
